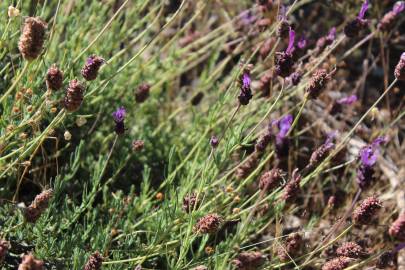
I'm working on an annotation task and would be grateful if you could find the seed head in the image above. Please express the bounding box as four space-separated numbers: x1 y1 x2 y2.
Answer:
259 168 284 192
231 251 265 270
18 253 44 270
18 17 47 61
352 196 382 225
135 83 150 103
81 55 104 81
194 213 223 234
46 64 63 91
83 251 103 270
64 79 85 112
394 52 405 81
322 256 352 270
388 212 405 241
306 69 331 99
336 242 367 258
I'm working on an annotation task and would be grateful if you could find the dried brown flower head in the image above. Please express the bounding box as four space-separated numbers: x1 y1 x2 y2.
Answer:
352 196 382 225
306 69 331 99
132 140 144 152
255 132 272 152
18 253 44 270
31 189 53 211
64 79 85 112
18 17 47 61
277 233 302 261
135 83 150 103
23 189 53 223
336 242 367 258
322 256 352 270
388 212 405 241
259 168 284 192
183 192 200 213
83 251 103 270
46 64 63 90
194 213 223 234
282 169 301 202
81 55 104 81
231 251 265 270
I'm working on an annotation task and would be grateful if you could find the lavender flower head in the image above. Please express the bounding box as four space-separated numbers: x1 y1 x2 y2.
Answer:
307 131 337 169
286 28 295 55
327 27 337 43
344 0 369 38
357 136 387 189
379 1 405 31
112 107 126 135
210 135 219 148
358 0 369 20
238 67 253 105
271 114 293 156
337 95 358 105
276 114 293 141
242 73 251 89
275 28 295 78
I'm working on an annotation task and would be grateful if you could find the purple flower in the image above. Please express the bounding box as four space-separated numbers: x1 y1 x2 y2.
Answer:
272 114 293 145
112 107 126 123
358 0 369 19
242 73 251 89
286 28 295 55
337 95 358 105
297 36 307 49
239 10 257 26
325 131 337 149
357 136 387 189
238 67 253 105
393 1 405 14
112 107 126 135
359 137 386 167
326 27 336 43
210 135 219 148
